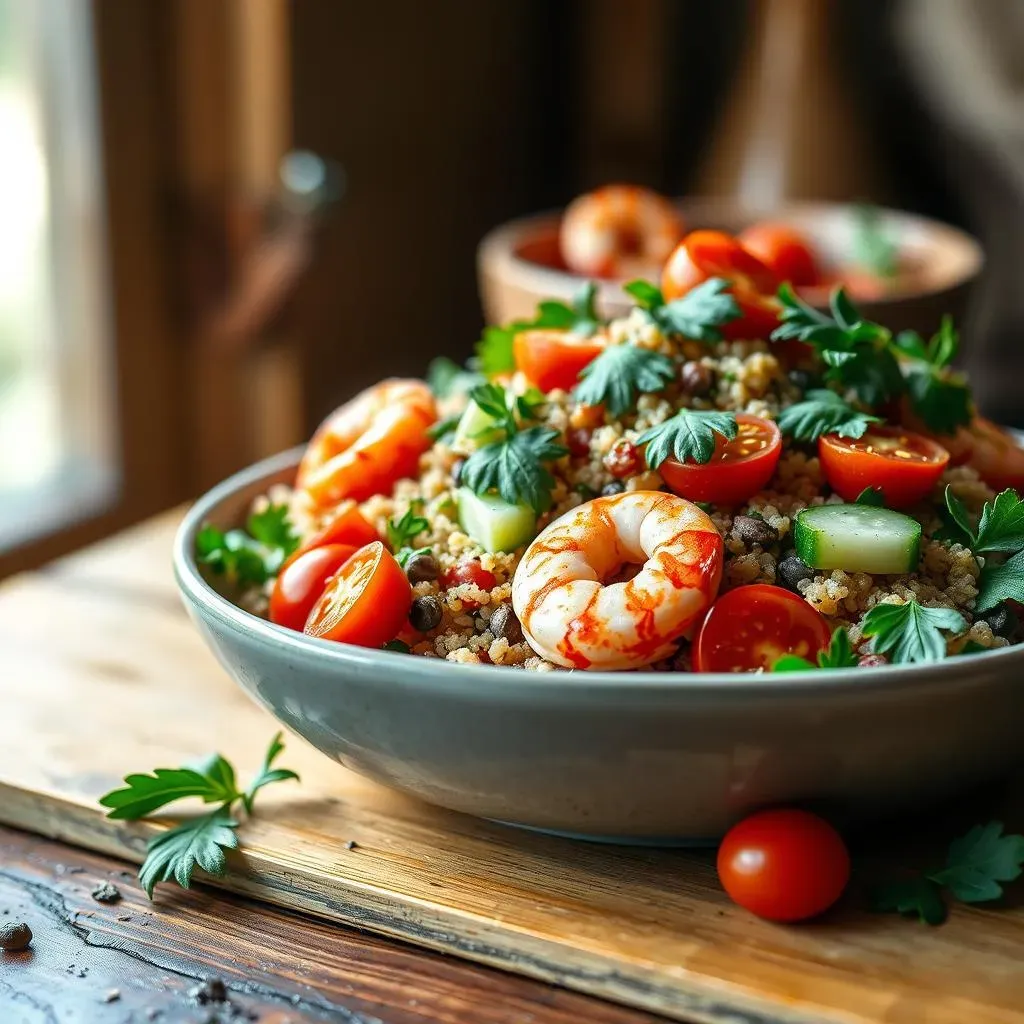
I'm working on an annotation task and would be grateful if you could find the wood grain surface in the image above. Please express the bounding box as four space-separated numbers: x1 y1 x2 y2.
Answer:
2 511 1024 1024
1 825 666 1024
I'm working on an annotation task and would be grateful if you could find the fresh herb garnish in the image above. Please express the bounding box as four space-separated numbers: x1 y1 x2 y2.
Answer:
870 821 1024 925
625 277 741 342
427 412 462 443
197 504 299 585
861 599 966 664
386 506 431 566
460 383 568 512
574 344 675 417
636 410 738 468
856 487 885 507
777 389 880 443
850 202 899 279
976 551 1024 613
475 282 603 375
772 628 858 672
426 357 486 398
98 734 299 897
894 318 972 434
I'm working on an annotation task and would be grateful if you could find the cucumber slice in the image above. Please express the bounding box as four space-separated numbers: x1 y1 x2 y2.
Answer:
794 504 921 574
457 486 536 552
450 400 504 455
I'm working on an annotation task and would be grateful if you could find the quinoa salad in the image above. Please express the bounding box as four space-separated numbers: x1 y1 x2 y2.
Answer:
196 228 1024 675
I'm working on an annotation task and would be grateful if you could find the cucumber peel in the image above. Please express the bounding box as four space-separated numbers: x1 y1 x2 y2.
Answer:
794 504 922 574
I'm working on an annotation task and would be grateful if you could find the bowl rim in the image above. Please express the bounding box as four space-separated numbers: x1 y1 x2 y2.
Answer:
477 197 985 305
173 447 1024 699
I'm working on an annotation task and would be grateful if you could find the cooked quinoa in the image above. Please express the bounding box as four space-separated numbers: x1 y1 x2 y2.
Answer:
229 302 1017 673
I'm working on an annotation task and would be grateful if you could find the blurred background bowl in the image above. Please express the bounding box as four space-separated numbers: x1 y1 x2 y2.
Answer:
478 198 983 339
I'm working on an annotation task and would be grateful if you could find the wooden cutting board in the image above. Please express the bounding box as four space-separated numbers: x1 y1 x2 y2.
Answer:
3 510 1024 1024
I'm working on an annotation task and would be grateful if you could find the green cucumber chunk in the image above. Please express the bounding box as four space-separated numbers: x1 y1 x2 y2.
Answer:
450 400 504 455
457 486 536 552
794 504 922 574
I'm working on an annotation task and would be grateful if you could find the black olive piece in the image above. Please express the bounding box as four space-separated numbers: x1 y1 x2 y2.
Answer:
777 553 815 591
409 595 443 632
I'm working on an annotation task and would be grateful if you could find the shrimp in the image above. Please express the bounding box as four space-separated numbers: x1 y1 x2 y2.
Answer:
511 491 723 670
559 184 684 279
296 378 436 508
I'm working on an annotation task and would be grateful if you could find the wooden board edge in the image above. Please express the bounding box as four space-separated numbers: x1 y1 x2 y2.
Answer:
0 782 810 1024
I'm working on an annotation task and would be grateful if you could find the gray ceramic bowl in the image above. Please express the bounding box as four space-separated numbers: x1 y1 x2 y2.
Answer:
174 449 1024 842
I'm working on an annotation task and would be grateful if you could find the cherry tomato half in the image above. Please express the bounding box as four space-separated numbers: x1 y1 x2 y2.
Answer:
285 500 379 567
693 584 831 673
441 558 497 610
662 231 781 340
819 426 950 508
270 543 360 632
514 329 605 393
962 416 1024 493
738 223 822 287
304 541 412 648
656 414 782 506
717 808 850 922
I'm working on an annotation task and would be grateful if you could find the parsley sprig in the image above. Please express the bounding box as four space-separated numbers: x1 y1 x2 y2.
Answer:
98 734 300 898
870 821 1024 925
636 410 738 468
387 506 431 567
861 599 966 664
893 317 972 434
777 389 880 444
461 383 568 512
476 282 603 375
574 344 675 417
772 628 858 672
197 505 299 586
624 277 741 341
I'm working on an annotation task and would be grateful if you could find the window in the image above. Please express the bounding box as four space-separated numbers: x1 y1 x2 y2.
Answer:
0 0 116 550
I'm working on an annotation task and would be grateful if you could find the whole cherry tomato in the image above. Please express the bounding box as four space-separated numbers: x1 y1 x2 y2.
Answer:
693 584 831 673
717 808 850 922
270 543 359 632
662 231 781 340
304 541 412 648
738 223 822 287
514 329 605 393
818 426 950 507
656 414 782 505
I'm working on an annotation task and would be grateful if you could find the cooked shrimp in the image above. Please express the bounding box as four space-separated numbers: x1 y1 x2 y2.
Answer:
511 491 723 670
560 185 683 279
296 378 436 508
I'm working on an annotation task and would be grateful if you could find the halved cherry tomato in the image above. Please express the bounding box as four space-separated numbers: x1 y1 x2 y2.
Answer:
304 541 412 647
513 329 605 393
694 584 831 673
961 416 1024 493
270 543 360 632
656 414 782 505
717 808 850 922
738 223 822 287
285 500 379 567
819 426 950 507
662 231 781 340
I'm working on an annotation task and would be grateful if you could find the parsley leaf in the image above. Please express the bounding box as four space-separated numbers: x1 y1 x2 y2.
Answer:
861 600 966 664
869 877 948 925
636 410 738 468
976 549 1024 612
98 734 299 898
850 202 899 279
462 427 567 513
894 318 972 433
626 276 741 341
968 488 1024 553
386 507 429 553
427 412 462 443
856 487 885 507
773 628 858 671
928 821 1024 903
777 389 880 443
574 344 675 417
197 504 298 585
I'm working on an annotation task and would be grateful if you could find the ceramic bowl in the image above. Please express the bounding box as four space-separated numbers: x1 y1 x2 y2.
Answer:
174 449 1024 842
477 197 983 339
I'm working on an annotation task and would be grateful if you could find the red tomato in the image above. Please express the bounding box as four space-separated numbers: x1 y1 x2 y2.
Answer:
304 541 412 647
693 584 831 673
661 231 781 340
514 329 605 393
270 543 359 632
441 559 497 609
962 417 1024 492
717 809 850 922
738 223 822 287
656 414 782 505
286 501 379 566
819 426 950 508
